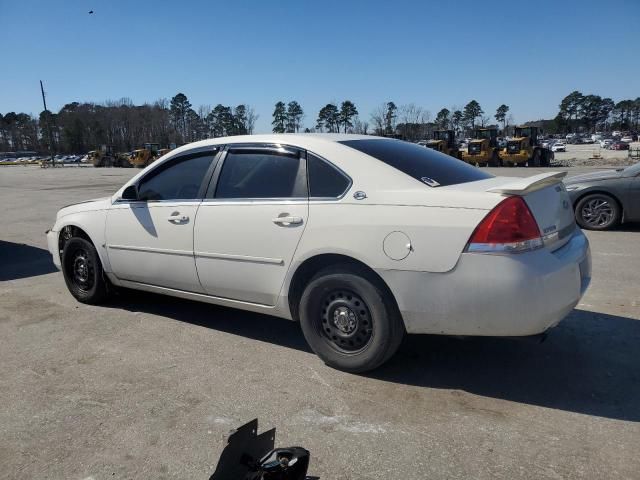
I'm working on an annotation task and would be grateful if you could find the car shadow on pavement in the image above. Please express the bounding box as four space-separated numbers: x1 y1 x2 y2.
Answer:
107 291 639 422
109 290 312 353
370 309 640 422
0 240 58 281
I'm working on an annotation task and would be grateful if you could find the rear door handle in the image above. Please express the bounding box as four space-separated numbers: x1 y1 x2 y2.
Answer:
273 215 303 226
167 212 189 223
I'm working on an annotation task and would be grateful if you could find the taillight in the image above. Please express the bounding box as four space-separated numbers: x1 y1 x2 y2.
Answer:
466 196 543 254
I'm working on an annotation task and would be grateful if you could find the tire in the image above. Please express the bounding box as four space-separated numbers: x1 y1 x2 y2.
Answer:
575 193 621 231
488 151 501 167
530 149 541 167
61 237 111 304
298 265 405 373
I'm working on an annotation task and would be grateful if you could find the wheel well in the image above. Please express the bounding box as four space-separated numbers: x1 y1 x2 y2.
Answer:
58 225 93 254
287 254 399 322
573 190 623 217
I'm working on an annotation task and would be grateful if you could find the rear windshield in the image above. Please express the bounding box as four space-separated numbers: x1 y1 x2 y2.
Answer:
340 139 493 187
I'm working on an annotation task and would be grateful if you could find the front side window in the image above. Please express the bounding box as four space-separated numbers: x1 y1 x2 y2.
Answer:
137 151 216 201
215 150 305 199
308 153 350 198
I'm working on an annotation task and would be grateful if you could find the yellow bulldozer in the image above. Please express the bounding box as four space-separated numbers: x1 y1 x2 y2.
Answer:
129 143 163 168
499 126 553 167
425 130 462 159
462 128 501 166
90 145 132 168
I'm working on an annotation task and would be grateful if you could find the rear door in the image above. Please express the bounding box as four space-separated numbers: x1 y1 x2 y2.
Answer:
194 145 308 306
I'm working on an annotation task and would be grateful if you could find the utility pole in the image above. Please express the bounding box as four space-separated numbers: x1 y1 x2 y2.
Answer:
40 80 55 167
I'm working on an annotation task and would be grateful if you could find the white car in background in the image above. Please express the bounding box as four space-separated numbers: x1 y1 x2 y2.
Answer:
600 139 613 148
551 142 567 152
620 136 634 143
46 134 591 372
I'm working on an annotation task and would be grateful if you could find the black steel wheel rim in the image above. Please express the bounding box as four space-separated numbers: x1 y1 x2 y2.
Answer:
67 248 95 291
581 197 614 227
317 289 373 353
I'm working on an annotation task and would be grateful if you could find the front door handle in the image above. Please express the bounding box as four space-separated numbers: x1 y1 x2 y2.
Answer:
167 212 189 223
273 215 303 226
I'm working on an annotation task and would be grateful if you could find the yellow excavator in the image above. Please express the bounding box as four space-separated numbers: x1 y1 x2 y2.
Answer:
130 143 162 168
425 130 462 159
499 126 553 167
462 128 501 167
90 145 131 168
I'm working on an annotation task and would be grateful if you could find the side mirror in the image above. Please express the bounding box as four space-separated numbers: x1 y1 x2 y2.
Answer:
121 184 138 201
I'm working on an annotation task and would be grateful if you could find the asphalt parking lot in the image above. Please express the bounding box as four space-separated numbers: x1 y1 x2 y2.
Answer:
1 165 639 480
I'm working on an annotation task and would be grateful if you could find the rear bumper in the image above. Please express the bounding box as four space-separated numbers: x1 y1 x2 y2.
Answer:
46 229 61 270
378 229 591 336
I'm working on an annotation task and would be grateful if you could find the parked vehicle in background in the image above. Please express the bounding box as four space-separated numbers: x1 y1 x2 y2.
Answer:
610 141 629 151
499 126 553 167
424 130 462 159
45 134 591 372
600 139 613 148
592 134 603 143
551 142 566 152
462 128 501 166
621 136 634 143
565 161 640 230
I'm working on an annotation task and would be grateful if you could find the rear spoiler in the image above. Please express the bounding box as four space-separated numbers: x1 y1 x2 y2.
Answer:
487 171 567 195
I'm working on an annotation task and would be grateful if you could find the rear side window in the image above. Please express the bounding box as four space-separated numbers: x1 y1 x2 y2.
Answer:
308 153 351 198
215 151 305 199
339 139 493 187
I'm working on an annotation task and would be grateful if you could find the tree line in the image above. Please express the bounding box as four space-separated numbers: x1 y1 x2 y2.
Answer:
1 90 638 154
0 92 257 154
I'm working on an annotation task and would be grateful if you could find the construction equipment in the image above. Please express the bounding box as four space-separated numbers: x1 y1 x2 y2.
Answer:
90 145 131 168
425 130 462 159
462 128 501 166
500 126 553 167
129 143 162 168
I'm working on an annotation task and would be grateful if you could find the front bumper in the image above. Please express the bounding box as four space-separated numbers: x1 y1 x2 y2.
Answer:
46 229 61 270
378 229 591 336
501 152 528 164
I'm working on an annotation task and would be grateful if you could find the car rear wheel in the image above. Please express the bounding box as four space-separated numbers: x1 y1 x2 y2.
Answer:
575 193 620 231
62 237 111 304
299 265 405 373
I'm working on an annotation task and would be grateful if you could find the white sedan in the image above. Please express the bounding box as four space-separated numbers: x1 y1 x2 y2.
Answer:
47 134 591 372
551 142 567 152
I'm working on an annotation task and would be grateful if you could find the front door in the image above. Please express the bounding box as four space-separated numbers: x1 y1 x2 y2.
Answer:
106 149 218 292
194 146 308 306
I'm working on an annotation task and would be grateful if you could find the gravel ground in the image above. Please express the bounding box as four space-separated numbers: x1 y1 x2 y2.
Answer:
1 165 639 480
550 142 640 167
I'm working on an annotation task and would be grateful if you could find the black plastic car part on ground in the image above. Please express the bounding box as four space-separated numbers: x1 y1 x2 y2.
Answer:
209 419 311 480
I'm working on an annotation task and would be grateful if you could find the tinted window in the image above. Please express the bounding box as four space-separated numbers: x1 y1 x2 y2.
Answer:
339 139 493 187
215 151 304 198
308 153 350 198
138 152 215 201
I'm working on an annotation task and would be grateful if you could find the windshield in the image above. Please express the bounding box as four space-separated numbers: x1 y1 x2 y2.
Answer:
339 138 492 187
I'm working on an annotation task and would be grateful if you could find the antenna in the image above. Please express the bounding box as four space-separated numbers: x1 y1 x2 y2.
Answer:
40 80 55 167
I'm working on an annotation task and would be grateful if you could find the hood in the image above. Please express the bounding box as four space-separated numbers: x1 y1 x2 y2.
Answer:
564 169 622 184
57 197 111 220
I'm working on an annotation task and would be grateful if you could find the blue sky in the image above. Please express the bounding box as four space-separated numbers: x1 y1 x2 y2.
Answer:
1 0 638 132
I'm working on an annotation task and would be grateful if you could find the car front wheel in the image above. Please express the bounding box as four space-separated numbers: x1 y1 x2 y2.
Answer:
575 193 621 231
62 237 111 304
299 265 405 373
